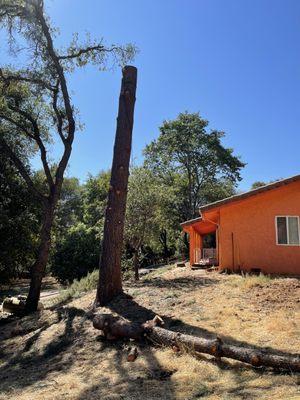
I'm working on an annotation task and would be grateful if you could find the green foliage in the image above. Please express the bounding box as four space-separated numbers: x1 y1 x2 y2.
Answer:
1 108 245 284
54 269 99 304
125 167 161 249
51 223 99 284
57 177 83 228
251 179 281 190
82 171 110 232
0 145 41 282
251 181 267 189
124 166 181 269
0 0 136 298
49 171 110 283
144 112 244 219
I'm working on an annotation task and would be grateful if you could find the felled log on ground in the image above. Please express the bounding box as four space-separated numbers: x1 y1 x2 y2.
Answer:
93 313 163 340
2 296 43 315
93 313 300 372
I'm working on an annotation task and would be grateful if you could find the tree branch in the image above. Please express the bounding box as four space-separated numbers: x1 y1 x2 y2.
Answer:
0 113 35 140
52 81 66 144
32 1 75 144
7 105 54 189
0 135 47 204
58 45 119 60
0 68 56 92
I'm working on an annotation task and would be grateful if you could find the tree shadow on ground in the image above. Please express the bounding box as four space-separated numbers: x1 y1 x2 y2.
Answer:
0 307 88 393
0 273 298 399
75 336 176 400
137 275 219 291
75 291 298 399
106 293 300 369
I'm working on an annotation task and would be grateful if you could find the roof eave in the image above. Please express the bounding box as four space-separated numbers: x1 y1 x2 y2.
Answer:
180 216 202 227
199 174 300 213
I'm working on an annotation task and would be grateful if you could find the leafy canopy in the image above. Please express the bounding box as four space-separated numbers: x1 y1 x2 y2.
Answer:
144 112 245 219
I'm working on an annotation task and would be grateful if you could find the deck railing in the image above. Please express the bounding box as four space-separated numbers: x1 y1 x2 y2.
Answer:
194 248 217 264
202 248 216 259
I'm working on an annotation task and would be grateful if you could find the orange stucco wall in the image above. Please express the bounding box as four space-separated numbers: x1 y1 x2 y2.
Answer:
211 180 300 275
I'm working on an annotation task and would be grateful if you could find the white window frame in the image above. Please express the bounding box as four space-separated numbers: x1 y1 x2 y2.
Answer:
275 216 300 246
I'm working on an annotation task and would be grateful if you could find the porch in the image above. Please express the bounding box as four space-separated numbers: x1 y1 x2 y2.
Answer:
181 215 219 267
194 247 217 266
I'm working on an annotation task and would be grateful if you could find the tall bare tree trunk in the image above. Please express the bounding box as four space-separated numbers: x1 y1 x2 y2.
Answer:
96 66 137 306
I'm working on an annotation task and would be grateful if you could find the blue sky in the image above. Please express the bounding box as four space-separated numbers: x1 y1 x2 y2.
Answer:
5 0 300 190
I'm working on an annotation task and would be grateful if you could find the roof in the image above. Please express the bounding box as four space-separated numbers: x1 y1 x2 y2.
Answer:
180 216 202 227
200 174 300 213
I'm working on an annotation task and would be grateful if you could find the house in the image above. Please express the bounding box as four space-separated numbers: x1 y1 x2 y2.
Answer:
181 174 300 275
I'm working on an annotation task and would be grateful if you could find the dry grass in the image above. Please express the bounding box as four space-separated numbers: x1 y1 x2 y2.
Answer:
0 266 299 400
230 272 272 290
51 270 99 305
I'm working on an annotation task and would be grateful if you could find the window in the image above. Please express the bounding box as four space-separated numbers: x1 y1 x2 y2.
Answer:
276 216 300 245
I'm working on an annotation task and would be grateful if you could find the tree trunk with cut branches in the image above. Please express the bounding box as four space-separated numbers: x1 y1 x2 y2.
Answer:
93 313 300 372
96 66 137 306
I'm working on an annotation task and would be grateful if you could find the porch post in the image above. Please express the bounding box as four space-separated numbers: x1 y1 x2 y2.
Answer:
195 232 202 263
189 228 195 266
189 228 202 266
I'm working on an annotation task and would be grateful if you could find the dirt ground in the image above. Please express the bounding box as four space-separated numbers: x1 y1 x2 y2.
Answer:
0 277 63 304
0 267 299 400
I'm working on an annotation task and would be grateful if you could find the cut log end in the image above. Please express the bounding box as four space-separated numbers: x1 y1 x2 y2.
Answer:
92 313 300 372
127 346 138 362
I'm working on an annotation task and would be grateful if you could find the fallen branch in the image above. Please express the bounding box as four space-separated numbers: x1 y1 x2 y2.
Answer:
93 313 300 372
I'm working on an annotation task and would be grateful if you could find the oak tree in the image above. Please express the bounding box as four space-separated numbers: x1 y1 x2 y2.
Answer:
0 0 135 312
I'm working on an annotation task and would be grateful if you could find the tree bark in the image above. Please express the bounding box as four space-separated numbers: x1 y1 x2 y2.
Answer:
25 200 56 313
133 250 139 281
147 327 300 371
95 66 137 306
159 229 170 261
93 314 300 372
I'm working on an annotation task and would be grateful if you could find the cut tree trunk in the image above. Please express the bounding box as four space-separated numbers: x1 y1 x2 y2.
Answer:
96 66 137 306
25 201 55 313
93 313 300 372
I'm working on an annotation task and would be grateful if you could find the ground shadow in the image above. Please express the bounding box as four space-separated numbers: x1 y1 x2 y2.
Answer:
140 275 219 291
0 307 88 393
106 293 300 370
0 273 298 399
75 292 298 399
75 336 176 400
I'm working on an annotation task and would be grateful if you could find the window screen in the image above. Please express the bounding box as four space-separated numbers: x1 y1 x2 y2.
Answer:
276 216 299 245
277 217 287 244
288 217 300 245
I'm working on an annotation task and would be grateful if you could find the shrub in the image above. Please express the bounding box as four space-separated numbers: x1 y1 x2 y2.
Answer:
54 269 99 304
51 223 99 284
